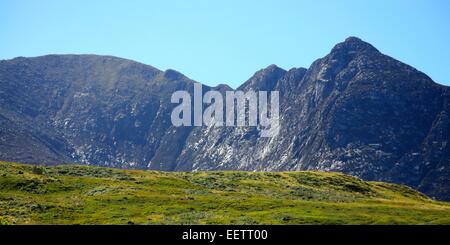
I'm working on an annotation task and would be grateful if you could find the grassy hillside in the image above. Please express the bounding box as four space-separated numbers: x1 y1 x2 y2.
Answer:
0 161 449 224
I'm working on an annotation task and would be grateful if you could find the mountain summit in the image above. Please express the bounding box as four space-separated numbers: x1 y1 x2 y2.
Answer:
1 37 449 201
334 36 380 53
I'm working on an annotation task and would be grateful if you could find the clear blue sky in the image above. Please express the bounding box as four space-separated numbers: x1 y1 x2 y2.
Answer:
1 0 449 87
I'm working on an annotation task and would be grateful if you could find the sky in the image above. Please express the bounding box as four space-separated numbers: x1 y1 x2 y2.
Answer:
1 0 449 88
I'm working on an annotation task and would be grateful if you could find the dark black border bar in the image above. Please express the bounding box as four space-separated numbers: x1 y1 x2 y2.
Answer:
1 225 449 244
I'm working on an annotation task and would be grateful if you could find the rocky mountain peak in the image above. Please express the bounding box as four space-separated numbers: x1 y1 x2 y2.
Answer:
213 83 233 92
239 64 287 91
331 36 380 55
307 37 386 85
163 69 185 81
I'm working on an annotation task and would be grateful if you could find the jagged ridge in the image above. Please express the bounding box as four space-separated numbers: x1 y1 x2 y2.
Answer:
0 37 449 201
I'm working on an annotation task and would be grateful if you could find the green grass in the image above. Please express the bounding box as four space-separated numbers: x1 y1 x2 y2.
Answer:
0 161 449 224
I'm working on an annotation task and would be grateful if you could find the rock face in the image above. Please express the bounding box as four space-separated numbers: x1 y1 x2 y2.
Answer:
1 37 449 201
0 55 199 170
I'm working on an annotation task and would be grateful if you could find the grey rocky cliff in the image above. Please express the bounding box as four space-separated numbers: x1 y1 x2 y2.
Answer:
1 38 449 200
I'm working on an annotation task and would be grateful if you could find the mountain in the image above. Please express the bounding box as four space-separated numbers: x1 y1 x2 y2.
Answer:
2 161 450 224
0 37 449 201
